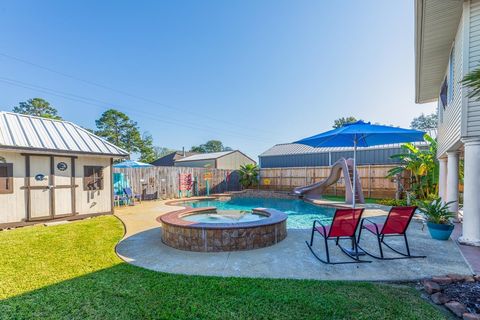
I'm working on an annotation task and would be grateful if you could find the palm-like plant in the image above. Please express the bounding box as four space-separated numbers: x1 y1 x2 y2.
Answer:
238 164 259 189
462 68 480 98
387 134 438 199
417 198 456 225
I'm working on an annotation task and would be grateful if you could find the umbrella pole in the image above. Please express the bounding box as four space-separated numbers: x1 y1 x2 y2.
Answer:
352 138 357 208
347 137 366 256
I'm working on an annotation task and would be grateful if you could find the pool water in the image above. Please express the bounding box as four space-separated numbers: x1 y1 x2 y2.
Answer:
180 197 335 229
183 210 267 224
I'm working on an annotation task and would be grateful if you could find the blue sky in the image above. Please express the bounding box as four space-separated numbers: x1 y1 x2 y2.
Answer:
0 1 435 160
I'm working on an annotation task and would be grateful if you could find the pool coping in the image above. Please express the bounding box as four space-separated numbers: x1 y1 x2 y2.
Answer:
157 207 288 230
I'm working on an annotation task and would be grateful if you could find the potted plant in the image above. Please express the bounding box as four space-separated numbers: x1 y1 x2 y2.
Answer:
418 198 456 240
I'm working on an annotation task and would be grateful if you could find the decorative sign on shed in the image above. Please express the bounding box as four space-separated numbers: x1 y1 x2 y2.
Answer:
203 172 213 180
57 162 68 171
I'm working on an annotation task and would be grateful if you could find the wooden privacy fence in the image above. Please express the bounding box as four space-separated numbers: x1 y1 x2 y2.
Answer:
259 165 407 199
114 167 240 200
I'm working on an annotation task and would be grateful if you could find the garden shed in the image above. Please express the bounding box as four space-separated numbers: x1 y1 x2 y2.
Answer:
174 150 256 169
0 111 128 228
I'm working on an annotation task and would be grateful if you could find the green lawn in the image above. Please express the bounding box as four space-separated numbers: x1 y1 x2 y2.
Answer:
0 216 445 319
322 195 381 204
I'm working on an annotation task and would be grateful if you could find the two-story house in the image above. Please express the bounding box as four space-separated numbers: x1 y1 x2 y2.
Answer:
415 0 480 246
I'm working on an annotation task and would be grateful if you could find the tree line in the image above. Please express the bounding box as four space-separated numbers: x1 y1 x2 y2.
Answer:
11 98 232 162
332 113 438 130
11 98 438 164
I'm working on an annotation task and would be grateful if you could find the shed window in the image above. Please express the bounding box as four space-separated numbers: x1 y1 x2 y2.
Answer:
0 163 13 194
83 166 104 190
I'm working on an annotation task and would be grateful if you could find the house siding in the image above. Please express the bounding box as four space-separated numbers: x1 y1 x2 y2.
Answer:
437 10 464 157
467 0 480 136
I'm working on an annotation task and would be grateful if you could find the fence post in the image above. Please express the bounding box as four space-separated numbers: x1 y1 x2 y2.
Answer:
368 165 372 199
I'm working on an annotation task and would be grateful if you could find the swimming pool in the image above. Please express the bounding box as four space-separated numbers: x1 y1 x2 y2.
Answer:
179 197 335 229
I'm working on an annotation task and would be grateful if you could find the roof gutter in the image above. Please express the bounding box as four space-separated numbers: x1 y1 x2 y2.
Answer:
415 0 425 104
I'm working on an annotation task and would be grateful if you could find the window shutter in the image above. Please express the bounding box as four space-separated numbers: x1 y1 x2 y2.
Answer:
0 164 13 194
97 167 104 190
83 166 104 190
84 166 94 190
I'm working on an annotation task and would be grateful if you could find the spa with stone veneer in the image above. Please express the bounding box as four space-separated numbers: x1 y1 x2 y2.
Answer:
158 207 287 252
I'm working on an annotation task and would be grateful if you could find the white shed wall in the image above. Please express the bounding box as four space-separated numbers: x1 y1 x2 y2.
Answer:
0 151 113 225
75 156 112 215
0 151 26 223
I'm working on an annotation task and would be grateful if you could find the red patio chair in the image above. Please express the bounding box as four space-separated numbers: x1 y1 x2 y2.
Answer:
306 208 370 264
356 206 425 260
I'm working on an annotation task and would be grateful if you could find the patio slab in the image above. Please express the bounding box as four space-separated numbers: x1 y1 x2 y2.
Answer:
115 200 473 281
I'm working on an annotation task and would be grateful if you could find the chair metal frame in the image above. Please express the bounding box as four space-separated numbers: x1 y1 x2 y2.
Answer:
306 208 371 264
356 206 426 260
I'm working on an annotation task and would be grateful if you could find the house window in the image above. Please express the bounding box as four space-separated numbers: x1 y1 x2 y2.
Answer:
0 163 13 194
83 166 104 190
448 46 455 103
440 78 448 109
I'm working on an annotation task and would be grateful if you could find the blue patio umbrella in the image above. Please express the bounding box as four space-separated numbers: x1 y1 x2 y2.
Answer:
294 121 425 207
113 160 153 168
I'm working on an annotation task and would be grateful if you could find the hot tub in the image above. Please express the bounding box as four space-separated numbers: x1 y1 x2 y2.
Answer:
157 207 287 252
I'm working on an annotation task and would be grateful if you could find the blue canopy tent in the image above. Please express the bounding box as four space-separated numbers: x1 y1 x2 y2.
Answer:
113 160 153 168
294 121 426 207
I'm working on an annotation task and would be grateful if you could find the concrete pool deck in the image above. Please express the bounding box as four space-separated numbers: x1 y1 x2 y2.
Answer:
115 199 473 281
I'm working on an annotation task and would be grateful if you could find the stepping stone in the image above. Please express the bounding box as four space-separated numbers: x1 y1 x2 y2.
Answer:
463 313 480 320
445 301 466 317
431 292 450 305
423 280 441 294
432 276 452 284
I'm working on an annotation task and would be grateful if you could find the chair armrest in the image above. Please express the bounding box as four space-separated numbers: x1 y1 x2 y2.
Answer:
360 218 381 234
362 217 379 225
312 219 328 236
313 219 326 228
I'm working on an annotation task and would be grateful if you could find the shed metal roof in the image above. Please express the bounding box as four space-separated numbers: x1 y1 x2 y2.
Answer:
175 150 235 162
259 142 428 157
150 151 198 166
0 111 129 157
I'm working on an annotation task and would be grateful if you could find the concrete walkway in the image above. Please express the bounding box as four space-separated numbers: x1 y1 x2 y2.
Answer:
115 200 473 281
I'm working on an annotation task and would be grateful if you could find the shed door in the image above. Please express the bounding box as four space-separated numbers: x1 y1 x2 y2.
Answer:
53 157 74 217
29 156 51 220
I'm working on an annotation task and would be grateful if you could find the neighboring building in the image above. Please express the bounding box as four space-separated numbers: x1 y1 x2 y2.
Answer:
150 151 198 167
415 0 480 246
259 143 426 168
174 150 256 169
0 111 128 228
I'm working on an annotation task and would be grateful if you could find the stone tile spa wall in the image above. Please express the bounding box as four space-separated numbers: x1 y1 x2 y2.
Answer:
158 207 287 252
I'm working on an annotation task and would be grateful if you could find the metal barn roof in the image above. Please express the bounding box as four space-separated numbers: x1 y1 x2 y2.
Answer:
150 151 198 166
0 111 129 157
175 150 235 162
259 142 428 157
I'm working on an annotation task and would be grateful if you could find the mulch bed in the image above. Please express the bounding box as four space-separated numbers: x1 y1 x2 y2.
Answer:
443 281 480 314
422 274 480 319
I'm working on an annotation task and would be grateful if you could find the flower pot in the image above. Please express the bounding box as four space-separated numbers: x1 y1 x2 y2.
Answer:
427 222 454 240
